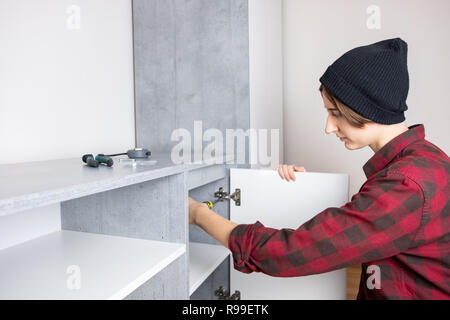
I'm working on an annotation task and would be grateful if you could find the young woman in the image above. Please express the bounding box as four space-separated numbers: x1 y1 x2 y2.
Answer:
188 38 450 300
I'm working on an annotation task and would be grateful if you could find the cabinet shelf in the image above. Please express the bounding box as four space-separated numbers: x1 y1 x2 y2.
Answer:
0 230 185 300
189 242 230 296
0 153 234 217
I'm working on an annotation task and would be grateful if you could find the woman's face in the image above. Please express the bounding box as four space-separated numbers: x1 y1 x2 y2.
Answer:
322 93 375 150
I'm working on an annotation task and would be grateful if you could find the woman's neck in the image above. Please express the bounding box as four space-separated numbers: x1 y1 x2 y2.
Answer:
370 122 409 153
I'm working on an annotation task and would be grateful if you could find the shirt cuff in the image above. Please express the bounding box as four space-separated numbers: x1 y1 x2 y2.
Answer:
228 221 264 274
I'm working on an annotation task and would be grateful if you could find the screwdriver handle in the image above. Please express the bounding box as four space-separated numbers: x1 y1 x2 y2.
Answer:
87 158 99 168
96 154 114 167
203 201 214 209
82 154 99 168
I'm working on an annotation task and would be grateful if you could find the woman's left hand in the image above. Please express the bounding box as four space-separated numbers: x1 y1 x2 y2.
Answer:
276 164 306 181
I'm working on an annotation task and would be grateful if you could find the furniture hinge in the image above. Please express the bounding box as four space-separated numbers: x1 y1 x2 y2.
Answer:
214 286 241 300
213 187 240 206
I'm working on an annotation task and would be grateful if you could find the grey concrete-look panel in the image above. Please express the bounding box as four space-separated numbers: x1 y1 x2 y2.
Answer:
187 165 227 190
133 0 250 155
133 0 177 153
188 176 231 245
61 173 186 243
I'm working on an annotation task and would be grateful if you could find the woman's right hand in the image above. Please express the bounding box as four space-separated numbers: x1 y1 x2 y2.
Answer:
276 164 306 182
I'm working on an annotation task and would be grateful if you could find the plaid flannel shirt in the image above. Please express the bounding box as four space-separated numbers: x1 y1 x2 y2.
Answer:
228 124 450 300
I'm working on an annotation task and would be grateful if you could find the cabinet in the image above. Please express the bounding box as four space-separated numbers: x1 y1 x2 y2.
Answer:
0 154 236 299
0 0 251 300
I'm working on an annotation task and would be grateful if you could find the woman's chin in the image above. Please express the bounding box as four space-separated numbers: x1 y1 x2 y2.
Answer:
344 141 363 150
343 139 352 149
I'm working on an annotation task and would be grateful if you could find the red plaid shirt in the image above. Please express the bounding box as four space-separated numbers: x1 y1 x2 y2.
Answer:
228 124 450 300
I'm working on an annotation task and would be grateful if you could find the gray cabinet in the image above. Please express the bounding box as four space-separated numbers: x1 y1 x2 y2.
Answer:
0 155 239 299
0 0 250 300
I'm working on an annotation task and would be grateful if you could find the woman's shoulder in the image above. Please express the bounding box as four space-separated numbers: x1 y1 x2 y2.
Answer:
381 140 450 199
385 139 449 175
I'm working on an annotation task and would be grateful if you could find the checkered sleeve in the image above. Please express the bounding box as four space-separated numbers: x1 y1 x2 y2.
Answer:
228 170 425 277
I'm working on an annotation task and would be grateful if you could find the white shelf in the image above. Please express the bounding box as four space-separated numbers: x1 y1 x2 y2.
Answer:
189 242 230 296
0 230 185 300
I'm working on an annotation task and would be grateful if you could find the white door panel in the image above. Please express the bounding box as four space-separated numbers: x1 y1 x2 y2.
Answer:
230 168 349 300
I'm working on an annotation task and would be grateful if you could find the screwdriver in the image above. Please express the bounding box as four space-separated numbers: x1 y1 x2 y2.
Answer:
82 154 99 168
203 199 220 209
95 154 114 167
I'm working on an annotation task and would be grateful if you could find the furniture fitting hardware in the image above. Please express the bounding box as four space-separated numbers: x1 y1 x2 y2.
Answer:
214 187 241 206
214 286 241 300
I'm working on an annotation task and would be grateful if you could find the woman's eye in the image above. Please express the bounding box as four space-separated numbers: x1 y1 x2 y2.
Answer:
326 110 340 118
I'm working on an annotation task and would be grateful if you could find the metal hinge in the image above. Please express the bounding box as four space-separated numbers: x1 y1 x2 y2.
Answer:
214 187 241 206
214 286 241 300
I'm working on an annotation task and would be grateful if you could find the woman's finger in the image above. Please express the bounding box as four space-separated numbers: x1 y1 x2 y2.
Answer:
277 165 286 180
288 165 296 181
277 164 306 181
282 165 291 182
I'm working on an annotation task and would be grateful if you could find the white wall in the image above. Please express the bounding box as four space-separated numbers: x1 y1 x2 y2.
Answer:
283 0 450 197
249 0 284 169
0 0 135 249
0 0 135 165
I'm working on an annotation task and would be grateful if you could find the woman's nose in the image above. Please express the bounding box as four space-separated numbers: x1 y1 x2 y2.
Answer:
325 116 338 134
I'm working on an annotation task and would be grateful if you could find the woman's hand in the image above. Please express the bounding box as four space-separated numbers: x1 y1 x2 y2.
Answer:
276 164 306 182
188 197 238 248
188 197 209 225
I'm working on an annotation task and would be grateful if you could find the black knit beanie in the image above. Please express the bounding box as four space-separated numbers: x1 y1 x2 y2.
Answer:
319 38 409 125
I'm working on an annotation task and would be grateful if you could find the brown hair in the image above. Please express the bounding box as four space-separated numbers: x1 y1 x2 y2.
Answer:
319 84 372 128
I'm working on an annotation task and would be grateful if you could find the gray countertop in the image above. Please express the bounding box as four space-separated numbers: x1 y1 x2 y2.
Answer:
0 153 234 216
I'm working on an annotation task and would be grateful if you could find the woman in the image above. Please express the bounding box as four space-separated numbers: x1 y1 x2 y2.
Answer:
188 38 450 300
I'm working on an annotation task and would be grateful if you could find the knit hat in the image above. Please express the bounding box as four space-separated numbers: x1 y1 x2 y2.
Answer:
319 38 409 125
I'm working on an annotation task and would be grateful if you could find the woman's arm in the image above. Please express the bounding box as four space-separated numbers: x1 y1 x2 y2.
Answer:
189 165 305 247
189 198 238 248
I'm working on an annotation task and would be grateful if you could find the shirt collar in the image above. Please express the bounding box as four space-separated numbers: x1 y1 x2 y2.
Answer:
363 124 425 179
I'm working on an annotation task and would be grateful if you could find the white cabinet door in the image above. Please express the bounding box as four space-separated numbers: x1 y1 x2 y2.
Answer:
230 168 349 300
